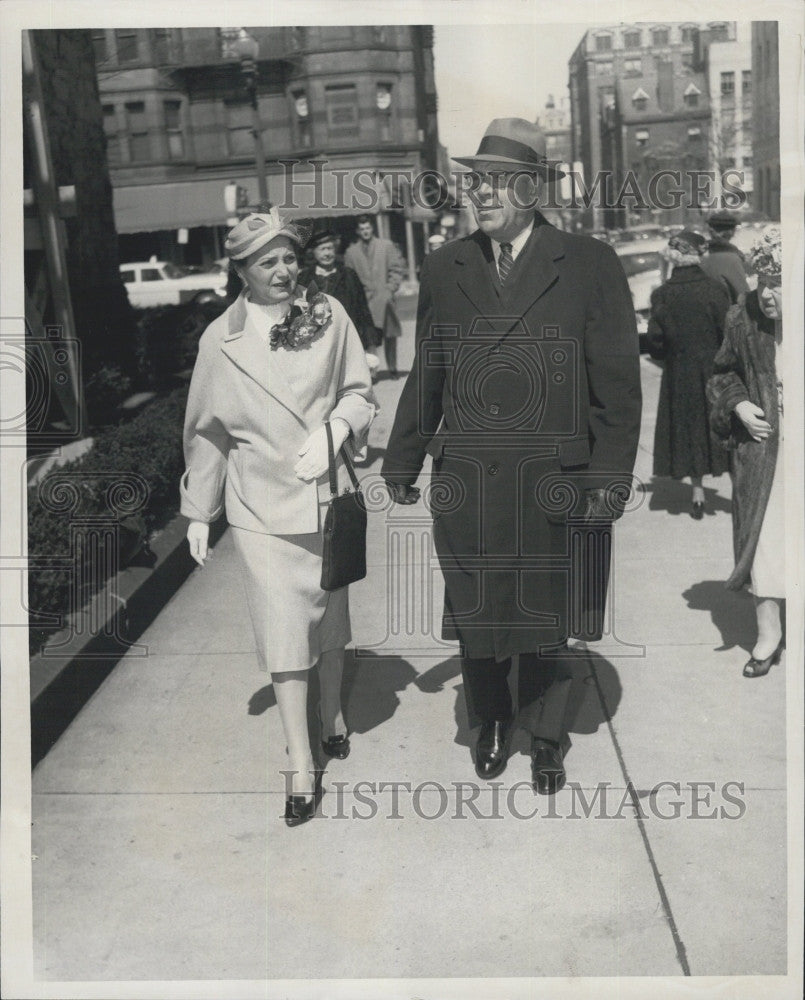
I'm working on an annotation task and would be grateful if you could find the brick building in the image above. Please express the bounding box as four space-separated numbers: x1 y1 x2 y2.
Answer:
569 21 750 229
751 22 780 220
94 26 440 274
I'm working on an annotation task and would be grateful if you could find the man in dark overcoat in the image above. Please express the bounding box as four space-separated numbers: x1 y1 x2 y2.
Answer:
381 119 642 793
701 210 749 303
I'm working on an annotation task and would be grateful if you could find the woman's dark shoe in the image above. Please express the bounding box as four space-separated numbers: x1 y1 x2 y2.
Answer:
284 770 323 827
691 501 704 520
743 642 784 678
321 732 351 759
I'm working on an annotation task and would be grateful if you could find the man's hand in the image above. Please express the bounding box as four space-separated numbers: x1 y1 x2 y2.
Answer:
386 481 421 505
734 400 772 442
582 487 624 522
294 419 350 481
187 520 211 566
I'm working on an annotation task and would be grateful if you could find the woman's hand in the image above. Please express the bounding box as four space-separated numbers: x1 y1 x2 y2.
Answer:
187 521 211 566
294 419 350 481
734 400 773 442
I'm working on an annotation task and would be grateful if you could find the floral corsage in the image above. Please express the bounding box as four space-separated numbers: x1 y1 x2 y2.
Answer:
269 291 332 350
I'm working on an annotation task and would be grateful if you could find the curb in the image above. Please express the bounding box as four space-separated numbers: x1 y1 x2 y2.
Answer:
30 512 227 766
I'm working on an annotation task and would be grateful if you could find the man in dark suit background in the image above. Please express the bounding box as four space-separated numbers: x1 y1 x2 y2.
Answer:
381 119 642 793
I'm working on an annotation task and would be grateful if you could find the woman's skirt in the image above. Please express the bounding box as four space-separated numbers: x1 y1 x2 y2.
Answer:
750 418 785 599
230 525 351 673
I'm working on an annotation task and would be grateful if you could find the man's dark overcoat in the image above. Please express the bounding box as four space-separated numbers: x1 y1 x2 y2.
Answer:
381 214 642 660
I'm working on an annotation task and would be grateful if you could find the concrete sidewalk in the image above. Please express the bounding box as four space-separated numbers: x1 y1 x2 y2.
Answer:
31 310 787 983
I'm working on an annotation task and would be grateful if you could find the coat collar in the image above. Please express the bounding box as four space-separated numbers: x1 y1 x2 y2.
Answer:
669 264 707 283
455 212 565 322
219 290 306 420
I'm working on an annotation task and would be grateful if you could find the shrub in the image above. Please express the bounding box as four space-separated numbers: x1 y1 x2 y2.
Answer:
28 385 190 654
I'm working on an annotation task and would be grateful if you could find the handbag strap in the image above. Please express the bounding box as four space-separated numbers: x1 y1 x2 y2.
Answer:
325 421 360 497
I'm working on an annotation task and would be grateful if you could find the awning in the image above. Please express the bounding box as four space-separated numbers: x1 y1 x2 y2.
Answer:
112 167 396 234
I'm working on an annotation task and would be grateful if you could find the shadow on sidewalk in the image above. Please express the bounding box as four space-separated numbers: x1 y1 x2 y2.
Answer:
412 651 623 760
681 580 755 652
643 476 731 516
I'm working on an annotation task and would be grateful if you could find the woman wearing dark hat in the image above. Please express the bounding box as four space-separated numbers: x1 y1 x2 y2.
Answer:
647 229 732 518
180 209 377 824
298 230 380 380
707 229 785 677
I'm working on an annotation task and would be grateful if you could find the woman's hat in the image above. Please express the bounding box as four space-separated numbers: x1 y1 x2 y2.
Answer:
307 229 338 250
225 208 310 260
667 229 707 256
452 118 566 181
747 228 782 278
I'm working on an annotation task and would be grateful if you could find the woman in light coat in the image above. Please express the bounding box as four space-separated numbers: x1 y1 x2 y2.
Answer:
707 229 784 677
181 210 377 824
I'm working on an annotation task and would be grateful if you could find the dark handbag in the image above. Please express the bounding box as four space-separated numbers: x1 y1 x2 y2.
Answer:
320 421 367 591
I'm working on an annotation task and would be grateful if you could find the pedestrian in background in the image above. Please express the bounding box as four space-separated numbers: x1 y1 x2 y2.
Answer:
701 210 749 303
345 214 406 378
647 230 732 519
298 229 380 381
707 229 785 678
181 210 377 825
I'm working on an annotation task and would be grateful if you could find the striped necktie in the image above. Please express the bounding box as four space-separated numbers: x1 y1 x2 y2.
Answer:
498 242 514 285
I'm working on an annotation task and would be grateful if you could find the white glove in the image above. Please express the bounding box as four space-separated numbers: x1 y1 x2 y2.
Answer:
187 520 211 566
294 418 350 481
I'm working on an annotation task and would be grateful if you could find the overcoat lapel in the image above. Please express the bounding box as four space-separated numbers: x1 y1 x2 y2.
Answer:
219 294 305 420
455 232 506 315
502 220 565 320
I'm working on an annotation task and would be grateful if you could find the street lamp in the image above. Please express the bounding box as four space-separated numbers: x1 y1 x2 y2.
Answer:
231 29 269 207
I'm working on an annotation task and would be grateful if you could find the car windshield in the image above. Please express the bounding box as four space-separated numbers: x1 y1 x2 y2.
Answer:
619 252 662 277
163 262 188 279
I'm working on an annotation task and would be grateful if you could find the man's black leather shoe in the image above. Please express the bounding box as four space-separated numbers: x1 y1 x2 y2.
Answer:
474 719 511 779
531 738 566 795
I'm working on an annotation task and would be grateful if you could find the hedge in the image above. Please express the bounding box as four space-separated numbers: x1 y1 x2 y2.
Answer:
28 385 190 654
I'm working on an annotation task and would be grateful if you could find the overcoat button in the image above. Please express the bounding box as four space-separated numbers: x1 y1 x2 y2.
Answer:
487 464 498 475
489 404 500 415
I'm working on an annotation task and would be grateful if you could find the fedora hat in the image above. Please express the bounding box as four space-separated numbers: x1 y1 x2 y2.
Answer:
453 118 565 181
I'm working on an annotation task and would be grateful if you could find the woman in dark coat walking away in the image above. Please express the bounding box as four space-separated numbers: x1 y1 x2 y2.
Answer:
647 230 732 518
707 229 785 678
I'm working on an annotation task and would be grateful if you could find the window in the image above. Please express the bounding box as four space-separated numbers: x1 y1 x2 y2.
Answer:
372 27 388 43
635 128 649 147
152 28 177 63
324 26 354 42
115 29 140 64
120 269 135 283
91 31 108 63
125 101 150 162
684 84 701 108
376 83 393 141
721 71 735 96
632 88 649 111
723 156 736 168
224 100 254 157
623 30 641 49
742 70 752 94
140 268 162 282
742 155 753 167
292 89 312 147
595 34 612 53
597 60 613 75
681 26 696 43
325 84 359 138
651 28 669 47
624 58 641 75
102 104 121 165
164 100 184 159
709 23 729 42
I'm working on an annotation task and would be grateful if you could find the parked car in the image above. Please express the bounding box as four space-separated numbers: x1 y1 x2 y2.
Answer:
615 238 666 351
120 257 228 309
